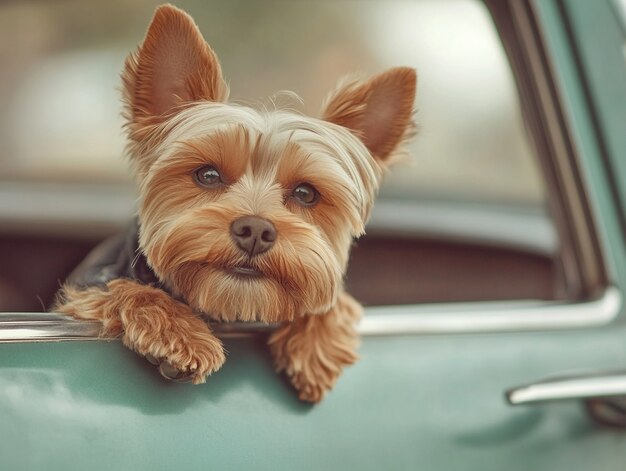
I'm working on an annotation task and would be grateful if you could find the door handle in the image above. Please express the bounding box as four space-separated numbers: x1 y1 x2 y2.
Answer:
506 371 626 405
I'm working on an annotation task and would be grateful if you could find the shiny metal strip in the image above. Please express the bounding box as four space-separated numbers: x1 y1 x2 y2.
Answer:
507 371 626 404
0 319 102 343
359 286 621 336
0 316 274 342
0 286 620 343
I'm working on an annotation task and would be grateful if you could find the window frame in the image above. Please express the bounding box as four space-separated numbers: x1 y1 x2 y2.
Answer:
0 0 621 343
487 0 608 302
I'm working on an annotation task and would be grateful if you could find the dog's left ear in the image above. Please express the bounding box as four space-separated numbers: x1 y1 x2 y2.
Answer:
322 67 416 165
123 4 228 138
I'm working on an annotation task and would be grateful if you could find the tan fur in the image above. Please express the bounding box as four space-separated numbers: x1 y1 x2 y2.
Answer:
54 4 417 402
122 4 229 175
322 67 417 164
268 292 362 402
55 280 224 384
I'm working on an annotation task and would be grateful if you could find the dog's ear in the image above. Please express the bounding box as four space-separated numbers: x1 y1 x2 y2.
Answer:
122 4 228 135
322 67 416 165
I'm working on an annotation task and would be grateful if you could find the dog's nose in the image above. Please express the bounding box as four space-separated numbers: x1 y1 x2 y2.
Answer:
230 216 277 257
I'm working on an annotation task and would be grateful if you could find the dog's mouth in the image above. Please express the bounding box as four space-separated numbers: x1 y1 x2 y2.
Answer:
224 262 263 278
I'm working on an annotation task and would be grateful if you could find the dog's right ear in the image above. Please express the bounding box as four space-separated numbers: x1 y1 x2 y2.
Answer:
122 4 228 144
322 67 416 167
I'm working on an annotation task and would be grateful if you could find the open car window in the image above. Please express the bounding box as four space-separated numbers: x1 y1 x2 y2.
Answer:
0 0 575 311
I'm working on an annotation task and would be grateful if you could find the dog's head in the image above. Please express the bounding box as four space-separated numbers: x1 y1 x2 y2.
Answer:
123 4 416 322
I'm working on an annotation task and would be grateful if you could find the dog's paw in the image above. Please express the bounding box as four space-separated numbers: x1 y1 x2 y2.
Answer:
273 344 356 403
133 335 226 384
124 318 225 385
290 370 336 404
136 334 225 384
269 321 359 403
54 279 225 384
269 293 362 403
145 354 221 384
145 353 192 382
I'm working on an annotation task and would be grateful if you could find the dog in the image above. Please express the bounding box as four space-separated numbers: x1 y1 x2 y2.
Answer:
54 4 416 403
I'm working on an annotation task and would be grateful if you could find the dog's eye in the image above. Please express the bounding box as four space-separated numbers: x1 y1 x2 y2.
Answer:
193 165 222 188
291 183 320 206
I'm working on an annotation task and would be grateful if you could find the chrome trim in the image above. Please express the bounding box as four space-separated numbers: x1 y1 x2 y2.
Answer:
507 371 626 405
0 286 620 343
0 314 101 343
359 286 621 335
0 315 274 343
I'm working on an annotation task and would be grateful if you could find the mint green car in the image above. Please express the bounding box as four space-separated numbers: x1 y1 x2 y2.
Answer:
1 0 625 469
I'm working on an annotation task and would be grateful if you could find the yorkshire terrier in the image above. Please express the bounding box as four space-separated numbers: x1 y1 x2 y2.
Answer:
54 4 416 403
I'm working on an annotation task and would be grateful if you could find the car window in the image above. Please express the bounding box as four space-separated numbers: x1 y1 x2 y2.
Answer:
0 0 563 309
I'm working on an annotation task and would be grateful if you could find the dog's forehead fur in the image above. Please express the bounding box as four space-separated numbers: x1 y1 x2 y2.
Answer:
142 101 383 231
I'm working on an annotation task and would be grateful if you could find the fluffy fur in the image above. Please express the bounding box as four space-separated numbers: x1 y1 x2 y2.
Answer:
54 4 416 402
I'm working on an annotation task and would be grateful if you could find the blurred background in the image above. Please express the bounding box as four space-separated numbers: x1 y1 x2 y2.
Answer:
0 0 558 311
0 0 543 202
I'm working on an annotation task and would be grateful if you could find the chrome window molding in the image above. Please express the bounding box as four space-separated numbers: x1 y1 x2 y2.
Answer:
0 286 620 343
360 285 621 336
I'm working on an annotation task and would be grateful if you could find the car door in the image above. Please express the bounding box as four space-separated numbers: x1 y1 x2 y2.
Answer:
0 0 625 470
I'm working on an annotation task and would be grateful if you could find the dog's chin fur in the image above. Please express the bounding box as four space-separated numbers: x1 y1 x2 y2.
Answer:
165 264 339 323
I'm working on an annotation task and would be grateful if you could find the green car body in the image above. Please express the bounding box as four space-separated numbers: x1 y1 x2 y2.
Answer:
1 0 625 469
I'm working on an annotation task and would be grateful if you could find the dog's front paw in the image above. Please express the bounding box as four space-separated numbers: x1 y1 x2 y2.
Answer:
290 369 338 404
105 281 227 384
140 335 226 384
270 325 357 403
127 324 225 385
269 294 361 403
